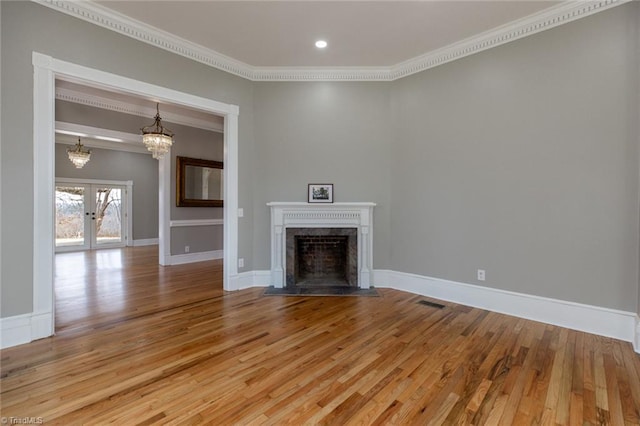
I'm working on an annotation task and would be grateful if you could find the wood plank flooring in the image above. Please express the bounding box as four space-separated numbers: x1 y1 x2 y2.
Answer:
1 246 639 424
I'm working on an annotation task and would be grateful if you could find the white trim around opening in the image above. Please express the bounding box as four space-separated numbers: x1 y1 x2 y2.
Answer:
29 52 240 346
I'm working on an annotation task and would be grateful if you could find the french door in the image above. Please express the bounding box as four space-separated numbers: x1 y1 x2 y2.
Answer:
55 180 129 252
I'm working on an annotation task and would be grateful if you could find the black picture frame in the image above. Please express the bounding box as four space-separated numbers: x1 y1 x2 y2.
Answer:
308 184 333 203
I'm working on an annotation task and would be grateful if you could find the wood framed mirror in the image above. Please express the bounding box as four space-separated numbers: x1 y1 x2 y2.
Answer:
176 156 223 207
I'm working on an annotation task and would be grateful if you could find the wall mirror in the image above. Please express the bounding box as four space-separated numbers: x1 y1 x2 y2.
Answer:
177 156 223 207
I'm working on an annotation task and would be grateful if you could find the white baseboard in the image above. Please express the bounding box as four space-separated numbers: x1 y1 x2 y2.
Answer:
1 310 53 349
634 316 640 353
236 270 271 290
133 238 159 247
4 268 635 352
169 250 223 265
1 314 31 348
373 269 637 348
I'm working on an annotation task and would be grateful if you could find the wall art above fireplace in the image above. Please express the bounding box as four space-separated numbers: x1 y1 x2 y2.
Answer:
307 183 333 203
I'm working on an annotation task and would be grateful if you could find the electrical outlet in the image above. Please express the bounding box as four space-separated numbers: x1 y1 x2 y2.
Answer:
477 269 485 281
185 246 190 253
238 258 244 268
238 208 244 218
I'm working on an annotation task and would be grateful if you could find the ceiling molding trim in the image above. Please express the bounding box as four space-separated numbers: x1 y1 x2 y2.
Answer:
34 0 255 81
389 0 631 81
251 67 391 82
34 0 629 83
56 87 224 133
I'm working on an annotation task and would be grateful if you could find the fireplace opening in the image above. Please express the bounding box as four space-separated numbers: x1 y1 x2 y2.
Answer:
296 236 348 286
286 228 357 288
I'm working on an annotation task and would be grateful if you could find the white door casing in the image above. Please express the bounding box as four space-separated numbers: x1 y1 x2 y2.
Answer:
32 52 240 340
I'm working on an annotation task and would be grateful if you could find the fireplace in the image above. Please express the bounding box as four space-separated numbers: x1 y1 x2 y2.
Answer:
267 202 376 289
286 228 357 288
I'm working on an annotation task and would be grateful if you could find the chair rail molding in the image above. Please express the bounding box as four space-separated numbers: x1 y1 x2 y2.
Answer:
169 219 224 227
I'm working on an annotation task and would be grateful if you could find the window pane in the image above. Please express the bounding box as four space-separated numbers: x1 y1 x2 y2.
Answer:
95 187 122 245
55 186 85 247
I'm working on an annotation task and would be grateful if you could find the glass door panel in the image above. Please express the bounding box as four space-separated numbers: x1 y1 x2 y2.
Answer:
55 185 90 251
93 186 124 247
55 182 127 251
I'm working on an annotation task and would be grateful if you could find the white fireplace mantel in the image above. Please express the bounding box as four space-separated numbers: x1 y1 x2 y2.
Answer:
267 202 376 288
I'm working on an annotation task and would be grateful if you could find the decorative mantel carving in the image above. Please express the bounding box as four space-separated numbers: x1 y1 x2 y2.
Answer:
267 202 376 289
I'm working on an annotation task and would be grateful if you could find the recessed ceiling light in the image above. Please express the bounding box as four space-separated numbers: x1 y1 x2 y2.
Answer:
315 40 327 49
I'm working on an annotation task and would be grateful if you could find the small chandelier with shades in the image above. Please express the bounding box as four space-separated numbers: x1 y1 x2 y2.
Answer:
67 137 91 169
141 103 174 160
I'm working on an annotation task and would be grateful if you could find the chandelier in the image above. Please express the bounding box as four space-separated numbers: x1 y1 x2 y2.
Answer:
67 138 91 169
141 103 174 159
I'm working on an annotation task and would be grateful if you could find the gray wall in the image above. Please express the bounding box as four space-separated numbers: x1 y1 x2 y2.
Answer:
390 4 639 311
170 124 223 221
252 82 393 270
55 145 159 240
169 124 224 255
1 1 255 318
1 1 638 320
56 100 151 132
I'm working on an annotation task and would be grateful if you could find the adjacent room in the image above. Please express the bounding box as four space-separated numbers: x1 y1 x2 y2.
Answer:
52 83 226 331
1 1 639 424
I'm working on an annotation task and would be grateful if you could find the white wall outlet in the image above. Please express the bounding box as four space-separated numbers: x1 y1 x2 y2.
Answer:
238 208 244 217
477 269 486 281
185 246 190 253
238 258 244 268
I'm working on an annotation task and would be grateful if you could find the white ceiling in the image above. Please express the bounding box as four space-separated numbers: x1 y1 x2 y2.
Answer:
95 1 558 68
49 0 622 137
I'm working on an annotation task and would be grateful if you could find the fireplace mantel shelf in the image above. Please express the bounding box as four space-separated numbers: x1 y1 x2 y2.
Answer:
267 202 376 207
268 202 376 289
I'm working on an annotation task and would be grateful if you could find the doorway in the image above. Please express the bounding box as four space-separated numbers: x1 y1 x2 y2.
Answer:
32 52 240 342
55 180 132 252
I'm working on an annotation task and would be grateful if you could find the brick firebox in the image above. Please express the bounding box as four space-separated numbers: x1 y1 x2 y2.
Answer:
286 228 358 288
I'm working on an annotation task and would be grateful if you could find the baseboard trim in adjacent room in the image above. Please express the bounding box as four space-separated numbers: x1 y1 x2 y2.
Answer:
634 316 640 354
133 238 159 247
169 250 223 265
372 269 637 346
1 310 53 349
237 270 271 290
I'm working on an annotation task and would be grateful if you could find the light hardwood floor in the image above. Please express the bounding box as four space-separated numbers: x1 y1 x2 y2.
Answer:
1 246 639 424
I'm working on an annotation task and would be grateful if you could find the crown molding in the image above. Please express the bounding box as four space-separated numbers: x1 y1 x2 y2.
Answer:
56 86 224 133
251 67 391 82
34 0 254 80
34 0 630 82
389 0 630 80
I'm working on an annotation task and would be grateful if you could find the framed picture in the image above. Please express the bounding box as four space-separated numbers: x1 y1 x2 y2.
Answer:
308 184 333 203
